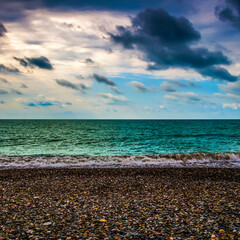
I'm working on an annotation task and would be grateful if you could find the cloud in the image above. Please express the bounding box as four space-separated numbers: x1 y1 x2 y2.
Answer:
223 103 240 109
0 0 193 20
0 89 8 94
0 23 7 37
130 81 156 92
14 56 53 70
98 93 128 105
17 95 72 108
20 83 28 88
110 8 237 82
0 100 5 104
0 78 9 84
0 64 20 73
11 89 23 95
214 92 240 101
215 0 240 29
92 73 121 93
170 80 199 88
56 79 88 92
0 88 23 95
160 82 176 92
85 58 94 64
199 66 238 82
110 86 122 94
219 80 240 95
161 79 200 92
165 92 201 102
92 73 115 86
217 80 240 107
75 74 84 80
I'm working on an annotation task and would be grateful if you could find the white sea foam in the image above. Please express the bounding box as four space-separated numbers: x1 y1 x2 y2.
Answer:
0 152 240 169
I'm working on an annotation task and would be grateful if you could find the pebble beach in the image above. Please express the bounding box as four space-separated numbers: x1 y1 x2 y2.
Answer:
0 168 240 239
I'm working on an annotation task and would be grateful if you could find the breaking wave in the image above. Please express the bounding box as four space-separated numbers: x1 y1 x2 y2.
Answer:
0 152 240 169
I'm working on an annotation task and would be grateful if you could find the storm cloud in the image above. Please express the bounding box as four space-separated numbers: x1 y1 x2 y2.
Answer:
14 56 53 70
0 0 193 21
215 0 240 29
200 66 238 82
110 8 237 82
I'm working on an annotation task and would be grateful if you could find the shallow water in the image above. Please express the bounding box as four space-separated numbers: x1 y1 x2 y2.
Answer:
0 120 239 168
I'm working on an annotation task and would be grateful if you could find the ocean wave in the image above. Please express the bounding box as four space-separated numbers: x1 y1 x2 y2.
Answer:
0 152 240 169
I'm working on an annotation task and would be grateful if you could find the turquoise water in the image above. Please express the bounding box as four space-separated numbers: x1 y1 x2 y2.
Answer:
0 120 239 156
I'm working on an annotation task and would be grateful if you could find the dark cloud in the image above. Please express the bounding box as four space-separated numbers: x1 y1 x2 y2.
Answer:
14 57 29 67
110 8 237 82
215 0 240 29
170 80 199 88
20 83 28 88
0 88 23 95
14 56 53 70
75 74 84 80
56 79 88 92
56 79 78 90
0 23 7 37
161 80 200 92
92 73 122 93
200 66 238 82
92 73 115 86
85 58 94 64
165 92 201 103
110 86 122 94
0 89 8 94
0 0 191 12
26 56 53 69
219 80 240 95
0 78 9 84
25 40 43 45
160 82 177 92
0 0 197 22
0 64 20 73
11 89 23 95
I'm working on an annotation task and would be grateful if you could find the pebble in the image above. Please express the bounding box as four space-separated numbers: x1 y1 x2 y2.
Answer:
0 168 239 239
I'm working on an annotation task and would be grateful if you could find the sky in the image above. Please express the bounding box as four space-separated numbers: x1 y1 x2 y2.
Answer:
0 0 239 119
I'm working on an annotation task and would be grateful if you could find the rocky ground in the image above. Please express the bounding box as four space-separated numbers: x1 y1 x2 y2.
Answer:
0 168 240 239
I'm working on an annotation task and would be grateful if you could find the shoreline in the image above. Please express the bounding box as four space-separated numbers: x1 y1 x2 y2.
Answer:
1 168 240 239
1 152 240 169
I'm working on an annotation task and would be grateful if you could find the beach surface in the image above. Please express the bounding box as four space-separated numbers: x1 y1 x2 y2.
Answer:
1 168 240 239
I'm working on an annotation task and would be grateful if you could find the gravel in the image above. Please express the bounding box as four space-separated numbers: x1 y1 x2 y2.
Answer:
0 168 240 239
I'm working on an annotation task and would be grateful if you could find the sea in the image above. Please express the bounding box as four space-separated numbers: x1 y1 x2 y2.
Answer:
0 119 239 168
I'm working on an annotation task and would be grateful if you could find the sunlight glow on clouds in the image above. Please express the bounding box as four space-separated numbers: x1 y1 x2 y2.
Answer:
0 0 239 119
